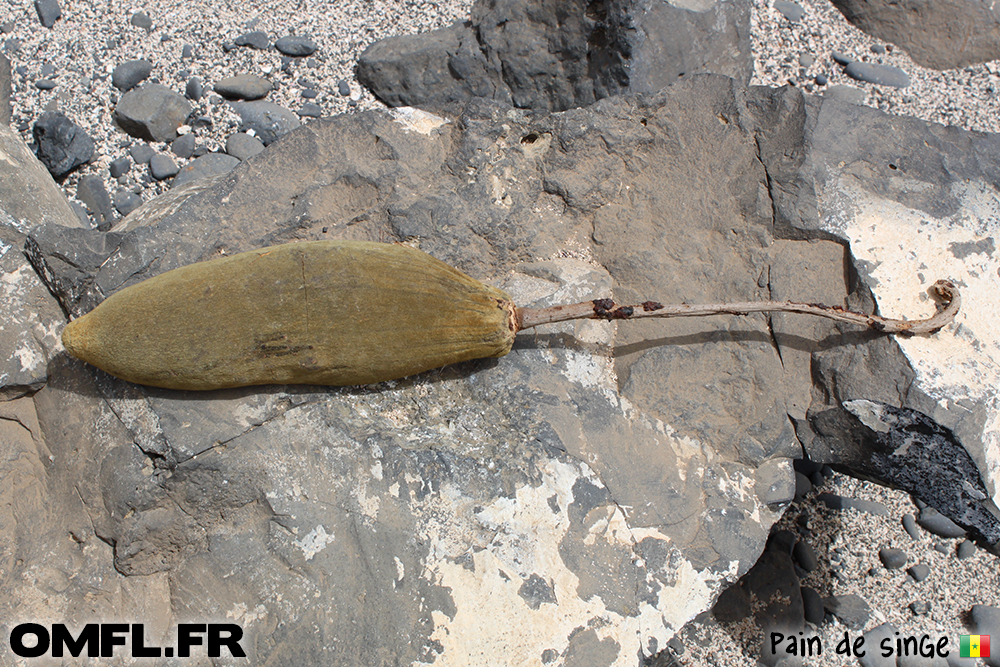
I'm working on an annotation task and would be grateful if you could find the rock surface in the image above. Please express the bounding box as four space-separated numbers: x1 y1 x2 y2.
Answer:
0 121 82 231
828 0 1000 70
357 0 752 115
113 83 192 142
8 75 1000 667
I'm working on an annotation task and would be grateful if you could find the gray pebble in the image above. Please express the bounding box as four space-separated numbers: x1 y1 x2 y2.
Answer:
76 174 113 228
845 61 910 88
171 152 240 188
916 506 966 538
814 73 828 86
934 542 951 555
214 74 272 100
793 539 818 571
878 547 907 569
114 84 191 142
32 110 94 177
906 563 930 582
34 79 56 90
114 188 142 216
228 100 300 145
956 539 976 559
832 51 852 65
794 471 812 502
799 53 815 68
181 44 194 59
112 59 153 91
815 493 889 515
298 103 322 118
224 132 265 161
902 513 920 539
185 77 203 101
860 623 898 667
773 0 805 22
34 0 61 28
337 79 351 96
129 11 152 32
275 35 318 57
129 143 155 164
235 31 269 49
109 156 131 178
823 594 870 629
149 153 179 180
301 88 318 99
870 44 886 55
801 587 824 625
910 601 931 615
171 133 196 159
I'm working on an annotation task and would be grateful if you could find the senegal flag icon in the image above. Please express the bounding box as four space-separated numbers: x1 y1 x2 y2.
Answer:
960 634 990 658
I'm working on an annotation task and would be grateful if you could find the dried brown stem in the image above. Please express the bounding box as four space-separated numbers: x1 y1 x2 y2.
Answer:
515 279 960 335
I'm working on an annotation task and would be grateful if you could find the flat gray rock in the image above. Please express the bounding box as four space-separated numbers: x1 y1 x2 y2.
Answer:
113 83 192 142
845 61 910 88
171 152 240 188
225 131 265 160
275 35 317 56
111 59 152 91
214 74 272 100
227 100 300 145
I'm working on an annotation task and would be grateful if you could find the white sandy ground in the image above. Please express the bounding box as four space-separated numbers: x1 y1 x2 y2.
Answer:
3 1 1000 665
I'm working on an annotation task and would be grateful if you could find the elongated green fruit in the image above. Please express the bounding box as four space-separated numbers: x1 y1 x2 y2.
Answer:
62 240 517 390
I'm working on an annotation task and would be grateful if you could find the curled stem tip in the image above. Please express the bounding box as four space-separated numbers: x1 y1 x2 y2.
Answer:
515 279 960 335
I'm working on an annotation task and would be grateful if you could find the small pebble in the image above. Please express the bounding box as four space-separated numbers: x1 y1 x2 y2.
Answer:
814 73 828 86
301 88 318 99
34 0 61 28
298 103 322 118
149 153 179 180
235 31 270 49
831 51 852 65
773 0 805 22
129 11 152 32
799 53 815 68
916 507 966 538
878 547 907 569
793 539 818 572
185 77 203 101
902 513 920 539
907 563 930 582
224 132 265 161
114 188 142 216
181 44 194 59
909 601 931 615
214 74 271 100
845 61 910 88
933 543 951 555
337 79 351 97
275 35 318 57
34 79 56 90
129 143 155 164
109 156 131 178
801 587 824 625
870 44 886 55
171 133 196 159
112 59 153 91
956 539 976 559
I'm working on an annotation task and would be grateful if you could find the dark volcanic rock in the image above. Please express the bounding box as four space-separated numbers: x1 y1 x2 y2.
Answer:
32 111 95 178
114 84 192 142
214 74 272 100
170 152 239 187
844 61 910 88
878 547 907 569
76 174 114 228
149 153 179 180
358 0 751 115
828 0 1000 69
34 0 61 27
275 35 317 56
112 59 153 91
235 31 269 49
227 100 300 145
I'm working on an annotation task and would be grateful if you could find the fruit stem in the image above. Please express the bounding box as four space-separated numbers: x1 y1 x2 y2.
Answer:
515 279 960 335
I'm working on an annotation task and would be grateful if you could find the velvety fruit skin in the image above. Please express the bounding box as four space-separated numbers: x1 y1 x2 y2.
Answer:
62 240 517 390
